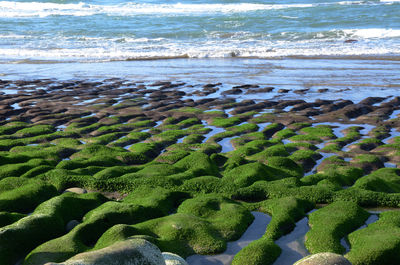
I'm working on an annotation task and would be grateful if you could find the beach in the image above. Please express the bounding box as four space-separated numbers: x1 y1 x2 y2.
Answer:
1 0 400 264
2 72 400 264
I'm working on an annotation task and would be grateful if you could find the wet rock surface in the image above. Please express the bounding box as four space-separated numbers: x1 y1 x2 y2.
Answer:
1 78 400 265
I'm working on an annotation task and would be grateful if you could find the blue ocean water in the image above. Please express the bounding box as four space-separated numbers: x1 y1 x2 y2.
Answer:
0 0 400 101
1 0 400 62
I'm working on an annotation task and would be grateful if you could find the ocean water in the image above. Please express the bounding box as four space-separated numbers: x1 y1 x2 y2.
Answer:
0 0 400 100
1 0 400 62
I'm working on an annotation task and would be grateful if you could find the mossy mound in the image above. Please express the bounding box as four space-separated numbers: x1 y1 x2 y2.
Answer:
353 168 400 193
305 201 369 254
345 210 400 265
0 192 107 265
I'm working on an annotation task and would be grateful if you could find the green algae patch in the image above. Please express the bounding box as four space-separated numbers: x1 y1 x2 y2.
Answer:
209 117 242 128
305 201 369 254
231 237 281 265
181 134 205 144
289 149 321 171
258 196 314 240
95 194 253 258
300 125 336 140
70 144 127 160
352 138 383 151
174 151 219 177
261 123 284 138
0 192 106 265
272 128 296 140
14 125 55 138
86 132 126 145
102 213 227 257
264 156 304 179
124 187 189 216
350 154 384 173
93 166 140 180
178 194 253 240
251 144 290 159
333 187 400 207
0 180 58 213
301 165 363 188
177 117 202 128
180 176 222 194
222 153 247 171
289 134 323 144
110 134 149 148
0 122 29 135
233 178 334 203
23 202 158 265
345 210 400 265
222 162 278 187
9 144 75 162
353 168 400 193
155 150 190 164
0 211 26 228
226 123 259 134
128 142 161 159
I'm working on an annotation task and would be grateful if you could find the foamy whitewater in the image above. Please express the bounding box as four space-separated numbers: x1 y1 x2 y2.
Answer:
0 0 400 62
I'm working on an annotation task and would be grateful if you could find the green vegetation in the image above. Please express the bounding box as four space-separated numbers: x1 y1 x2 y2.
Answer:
305 201 369 254
346 210 400 265
1 93 400 265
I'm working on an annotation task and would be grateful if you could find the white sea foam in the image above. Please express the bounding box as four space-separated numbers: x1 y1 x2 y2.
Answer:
0 36 399 62
343 28 400 39
0 1 342 18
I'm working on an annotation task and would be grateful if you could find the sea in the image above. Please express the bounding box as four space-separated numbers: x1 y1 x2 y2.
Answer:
1 0 400 102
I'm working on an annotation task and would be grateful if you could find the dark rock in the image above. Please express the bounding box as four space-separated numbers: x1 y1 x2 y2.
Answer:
232 84 259 89
221 88 243 95
317 88 329 93
277 89 289 93
344 39 358 43
203 83 221 89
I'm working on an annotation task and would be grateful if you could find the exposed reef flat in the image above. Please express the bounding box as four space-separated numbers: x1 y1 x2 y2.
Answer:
1 78 400 265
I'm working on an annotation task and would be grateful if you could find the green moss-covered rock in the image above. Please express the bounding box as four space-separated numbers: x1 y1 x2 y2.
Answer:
24 201 159 264
345 210 400 265
0 180 58 213
305 201 369 254
124 187 189 216
177 194 254 240
0 211 26 228
222 162 278 187
209 117 241 128
258 196 314 240
180 176 222 194
0 192 106 265
231 237 281 265
353 168 400 193
174 152 219 177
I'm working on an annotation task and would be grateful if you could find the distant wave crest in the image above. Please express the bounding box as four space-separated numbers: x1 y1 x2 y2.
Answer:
0 1 392 18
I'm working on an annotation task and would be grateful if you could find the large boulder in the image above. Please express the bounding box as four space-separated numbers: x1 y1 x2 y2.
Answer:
162 252 188 265
45 239 165 265
294 252 352 265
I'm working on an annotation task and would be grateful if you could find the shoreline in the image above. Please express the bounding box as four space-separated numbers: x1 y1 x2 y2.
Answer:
1 57 400 105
